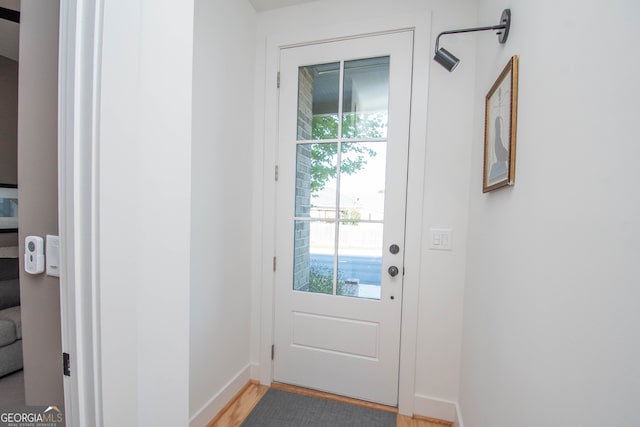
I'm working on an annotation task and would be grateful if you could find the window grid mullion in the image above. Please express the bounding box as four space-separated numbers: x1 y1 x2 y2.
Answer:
332 60 346 296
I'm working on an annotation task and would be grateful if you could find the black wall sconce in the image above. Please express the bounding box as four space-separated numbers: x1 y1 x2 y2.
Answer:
434 9 511 72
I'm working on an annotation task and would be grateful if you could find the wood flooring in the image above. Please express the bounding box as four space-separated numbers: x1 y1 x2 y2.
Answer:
207 381 452 427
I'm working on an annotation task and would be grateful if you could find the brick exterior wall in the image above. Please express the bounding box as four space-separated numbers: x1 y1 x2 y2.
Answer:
293 67 313 291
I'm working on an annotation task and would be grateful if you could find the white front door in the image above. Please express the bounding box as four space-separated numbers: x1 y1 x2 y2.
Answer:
273 31 413 406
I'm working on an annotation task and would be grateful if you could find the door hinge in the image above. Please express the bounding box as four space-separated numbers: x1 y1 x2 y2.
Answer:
271 345 275 360
277 72 280 88
63 352 71 376
275 165 279 181
273 256 277 272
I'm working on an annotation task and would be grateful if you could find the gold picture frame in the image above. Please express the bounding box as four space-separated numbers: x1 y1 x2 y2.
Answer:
483 55 518 192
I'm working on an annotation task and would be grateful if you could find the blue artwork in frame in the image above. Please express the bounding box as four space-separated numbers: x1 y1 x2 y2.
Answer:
483 55 519 193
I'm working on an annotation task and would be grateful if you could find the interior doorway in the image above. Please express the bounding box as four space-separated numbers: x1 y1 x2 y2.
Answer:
0 0 65 409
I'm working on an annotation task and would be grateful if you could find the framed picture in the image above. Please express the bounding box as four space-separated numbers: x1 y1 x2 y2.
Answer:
483 55 518 192
0 184 18 233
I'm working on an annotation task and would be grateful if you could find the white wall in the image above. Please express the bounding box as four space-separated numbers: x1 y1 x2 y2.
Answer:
460 1 640 426
97 1 256 424
415 1 478 417
189 0 256 425
99 1 194 425
252 0 478 419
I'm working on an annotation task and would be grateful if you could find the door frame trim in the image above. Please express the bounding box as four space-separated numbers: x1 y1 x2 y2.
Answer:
59 0 104 425
256 12 431 416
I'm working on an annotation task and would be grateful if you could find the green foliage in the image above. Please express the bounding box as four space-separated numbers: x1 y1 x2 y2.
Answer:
309 113 385 195
341 112 386 139
309 143 339 195
340 208 361 225
311 115 339 140
308 264 351 295
308 264 334 294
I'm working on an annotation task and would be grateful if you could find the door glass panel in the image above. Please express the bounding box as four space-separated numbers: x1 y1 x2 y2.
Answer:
339 142 386 221
295 143 338 218
342 57 389 139
294 57 390 299
298 62 340 140
337 222 383 299
294 220 335 294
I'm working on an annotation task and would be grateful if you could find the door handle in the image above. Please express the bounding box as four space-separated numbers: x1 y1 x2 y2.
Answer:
388 266 399 277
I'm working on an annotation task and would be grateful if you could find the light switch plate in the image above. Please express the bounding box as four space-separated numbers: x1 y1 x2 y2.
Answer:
46 235 60 277
429 228 452 251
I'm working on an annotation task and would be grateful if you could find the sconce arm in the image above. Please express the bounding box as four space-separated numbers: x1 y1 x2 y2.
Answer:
434 9 511 53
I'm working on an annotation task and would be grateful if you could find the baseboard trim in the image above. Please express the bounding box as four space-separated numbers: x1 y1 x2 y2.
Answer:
413 394 457 423
413 414 453 426
189 364 251 427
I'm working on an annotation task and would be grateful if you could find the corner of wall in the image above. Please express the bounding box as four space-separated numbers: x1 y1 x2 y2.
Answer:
189 365 251 427
249 362 260 380
413 394 457 423
454 402 464 427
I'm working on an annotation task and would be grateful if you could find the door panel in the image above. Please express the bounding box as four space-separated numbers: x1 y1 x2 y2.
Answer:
292 312 379 359
274 31 413 406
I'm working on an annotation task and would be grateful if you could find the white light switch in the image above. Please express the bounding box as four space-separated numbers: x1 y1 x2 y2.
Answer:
46 235 60 277
429 228 452 251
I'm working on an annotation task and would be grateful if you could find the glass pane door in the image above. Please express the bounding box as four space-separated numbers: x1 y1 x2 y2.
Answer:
293 57 390 300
